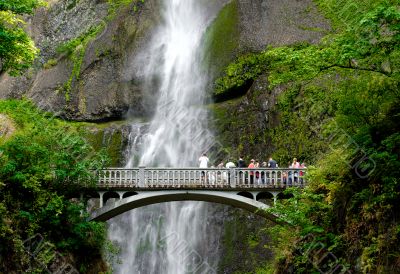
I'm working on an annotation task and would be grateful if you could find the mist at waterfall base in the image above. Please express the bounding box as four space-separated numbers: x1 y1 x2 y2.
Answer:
108 0 228 273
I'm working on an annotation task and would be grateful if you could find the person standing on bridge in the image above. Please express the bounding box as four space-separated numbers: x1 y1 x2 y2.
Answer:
237 157 246 168
199 153 209 168
199 153 209 182
290 158 300 184
237 157 246 184
255 160 261 184
268 157 278 168
225 161 236 184
248 159 255 184
225 161 236 168
300 161 307 185
261 162 267 184
291 158 300 168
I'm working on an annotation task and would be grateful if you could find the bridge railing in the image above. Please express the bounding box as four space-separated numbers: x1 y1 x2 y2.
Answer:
96 168 307 189
98 168 140 187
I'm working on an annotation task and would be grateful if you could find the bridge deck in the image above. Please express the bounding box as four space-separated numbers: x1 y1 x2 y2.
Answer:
96 168 306 190
88 168 307 221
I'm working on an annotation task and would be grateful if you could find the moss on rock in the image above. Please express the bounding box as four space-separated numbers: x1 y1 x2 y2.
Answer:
209 74 282 164
76 121 133 166
217 209 274 273
204 0 240 78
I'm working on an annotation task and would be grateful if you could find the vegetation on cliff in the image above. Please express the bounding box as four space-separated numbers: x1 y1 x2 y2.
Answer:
204 0 240 78
215 0 400 272
56 0 145 101
0 0 44 75
0 100 109 273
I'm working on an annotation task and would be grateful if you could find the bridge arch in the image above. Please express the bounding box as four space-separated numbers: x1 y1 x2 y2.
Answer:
89 191 280 223
237 191 254 200
277 192 294 200
122 191 138 199
103 191 120 206
256 192 275 206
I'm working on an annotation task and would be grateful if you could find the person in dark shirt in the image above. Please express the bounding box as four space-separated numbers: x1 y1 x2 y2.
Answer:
237 157 246 184
237 157 246 168
268 157 278 168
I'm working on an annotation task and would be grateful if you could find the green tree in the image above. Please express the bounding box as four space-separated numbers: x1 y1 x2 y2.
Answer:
0 100 109 272
0 0 44 76
215 1 400 272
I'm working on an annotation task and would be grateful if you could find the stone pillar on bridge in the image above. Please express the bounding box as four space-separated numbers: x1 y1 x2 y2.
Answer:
271 192 279 205
98 191 104 208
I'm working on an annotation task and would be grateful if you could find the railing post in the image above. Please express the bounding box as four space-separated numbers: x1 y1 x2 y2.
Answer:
139 166 145 188
229 168 235 188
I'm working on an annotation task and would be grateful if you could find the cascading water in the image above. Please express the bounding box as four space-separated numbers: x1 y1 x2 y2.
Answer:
138 0 211 167
108 0 225 273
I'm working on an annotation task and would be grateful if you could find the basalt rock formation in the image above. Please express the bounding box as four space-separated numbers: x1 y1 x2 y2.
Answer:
0 0 328 122
0 0 159 121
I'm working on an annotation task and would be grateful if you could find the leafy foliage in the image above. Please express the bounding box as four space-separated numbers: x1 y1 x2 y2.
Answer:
0 0 45 75
0 0 44 14
215 0 400 272
0 100 109 272
214 53 269 95
108 0 145 15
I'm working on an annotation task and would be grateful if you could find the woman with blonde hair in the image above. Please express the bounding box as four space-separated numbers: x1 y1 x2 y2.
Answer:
291 158 300 168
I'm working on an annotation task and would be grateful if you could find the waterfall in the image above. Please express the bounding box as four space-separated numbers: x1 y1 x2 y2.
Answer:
108 0 225 273
138 0 215 167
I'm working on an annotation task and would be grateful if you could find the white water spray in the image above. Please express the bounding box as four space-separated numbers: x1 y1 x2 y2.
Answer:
108 0 224 273
138 0 213 167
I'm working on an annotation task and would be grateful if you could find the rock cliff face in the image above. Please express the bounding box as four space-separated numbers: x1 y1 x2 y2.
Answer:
0 0 329 168
81 121 148 166
206 0 330 163
0 0 160 121
0 0 328 123
237 0 329 50
205 0 330 78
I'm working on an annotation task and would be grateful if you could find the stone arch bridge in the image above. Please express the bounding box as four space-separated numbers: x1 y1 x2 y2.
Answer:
85 167 306 222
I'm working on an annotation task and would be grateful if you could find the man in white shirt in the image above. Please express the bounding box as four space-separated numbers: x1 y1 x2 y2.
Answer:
199 153 209 168
199 153 209 183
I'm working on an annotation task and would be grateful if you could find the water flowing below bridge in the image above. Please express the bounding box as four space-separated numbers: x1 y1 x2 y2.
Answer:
87 168 306 222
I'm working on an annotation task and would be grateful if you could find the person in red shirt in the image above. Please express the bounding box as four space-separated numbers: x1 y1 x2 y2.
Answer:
248 159 255 184
300 162 307 184
255 160 260 184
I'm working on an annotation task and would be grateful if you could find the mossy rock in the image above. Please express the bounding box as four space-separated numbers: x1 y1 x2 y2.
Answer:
217 209 274 273
78 121 133 166
204 0 240 78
